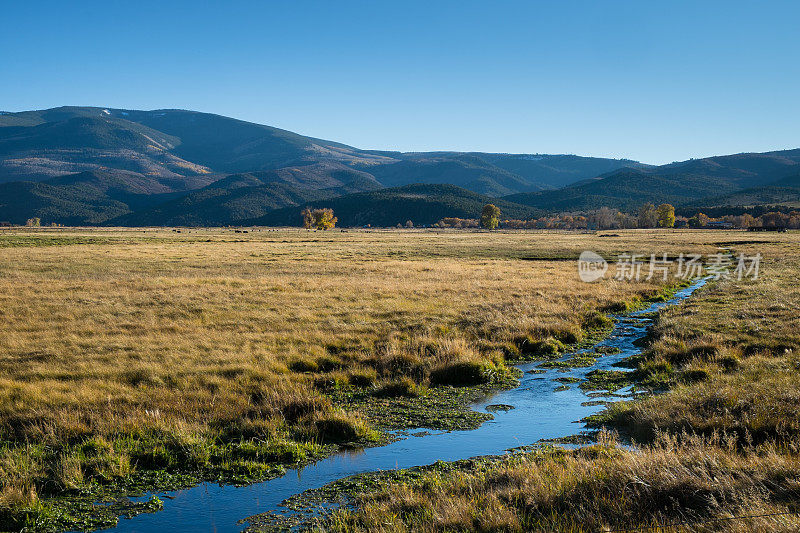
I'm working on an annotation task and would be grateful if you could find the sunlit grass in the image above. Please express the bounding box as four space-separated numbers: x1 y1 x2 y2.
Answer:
0 226 789 528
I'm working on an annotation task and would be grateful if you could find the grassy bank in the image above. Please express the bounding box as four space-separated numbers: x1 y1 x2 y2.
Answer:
0 227 695 530
595 235 800 444
274 229 800 533
308 432 800 532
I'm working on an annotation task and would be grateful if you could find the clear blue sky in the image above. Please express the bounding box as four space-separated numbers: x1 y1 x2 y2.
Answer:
3 0 798 164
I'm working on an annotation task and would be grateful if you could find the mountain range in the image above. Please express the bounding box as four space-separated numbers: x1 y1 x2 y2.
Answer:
507 150 800 211
1 106 798 226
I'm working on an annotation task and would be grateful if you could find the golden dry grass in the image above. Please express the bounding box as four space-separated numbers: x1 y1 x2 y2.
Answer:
0 227 689 441
0 226 791 528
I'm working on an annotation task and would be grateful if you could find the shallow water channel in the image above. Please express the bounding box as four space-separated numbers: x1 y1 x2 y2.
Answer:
108 279 706 532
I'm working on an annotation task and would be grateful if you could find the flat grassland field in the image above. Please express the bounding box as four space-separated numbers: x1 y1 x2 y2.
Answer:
0 227 795 529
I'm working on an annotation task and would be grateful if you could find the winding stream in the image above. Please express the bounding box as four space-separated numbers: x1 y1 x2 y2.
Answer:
108 279 706 532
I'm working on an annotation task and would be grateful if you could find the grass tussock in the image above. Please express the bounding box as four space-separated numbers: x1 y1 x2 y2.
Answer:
308 411 380 444
374 377 419 398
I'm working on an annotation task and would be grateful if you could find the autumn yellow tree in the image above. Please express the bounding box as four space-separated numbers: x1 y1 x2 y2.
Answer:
301 208 337 230
656 203 676 228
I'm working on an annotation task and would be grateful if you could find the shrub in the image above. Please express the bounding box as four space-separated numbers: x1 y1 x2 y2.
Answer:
502 342 522 359
742 341 797 356
556 329 583 344
122 368 162 387
131 444 173 469
372 352 426 381
222 417 280 440
601 298 641 313
535 325 584 344
55 454 83 490
688 343 720 359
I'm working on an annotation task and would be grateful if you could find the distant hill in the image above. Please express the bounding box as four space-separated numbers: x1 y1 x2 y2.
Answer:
0 110 212 183
659 150 800 188
688 173 800 209
0 106 643 225
507 150 800 212
0 105 636 195
243 183 543 227
358 155 538 197
0 168 224 225
100 108 392 173
505 168 727 211
0 170 138 225
2 106 800 226
109 163 381 226
0 106 392 185
475 153 646 189
356 152 639 195
109 182 329 227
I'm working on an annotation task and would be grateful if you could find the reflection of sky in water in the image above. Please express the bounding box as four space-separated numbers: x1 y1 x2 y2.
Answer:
108 280 706 533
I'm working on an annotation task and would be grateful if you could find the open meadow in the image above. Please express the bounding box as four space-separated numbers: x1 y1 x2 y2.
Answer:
0 227 796 530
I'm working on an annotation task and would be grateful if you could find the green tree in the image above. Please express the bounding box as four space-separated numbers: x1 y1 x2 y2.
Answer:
301 208 337 230
480 204 501 229
637 203 658 228
25 217 41 227
656 203 676 228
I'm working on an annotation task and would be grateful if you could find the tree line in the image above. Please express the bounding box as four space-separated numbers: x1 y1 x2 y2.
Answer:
438 204 800 230
437 203 677 230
